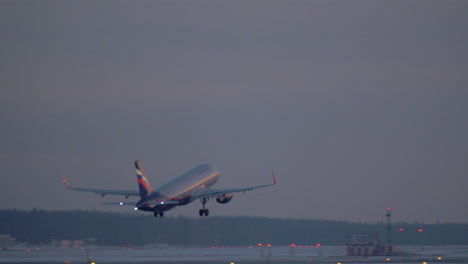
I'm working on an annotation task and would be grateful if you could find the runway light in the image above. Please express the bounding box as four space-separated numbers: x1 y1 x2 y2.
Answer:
316 243 321 247
257 244 263 246
437 257 442 260
418 229 424 232
386 258 391 261
119 202 123 205
266 244 272 247
134 207 138 210
399 228 404 231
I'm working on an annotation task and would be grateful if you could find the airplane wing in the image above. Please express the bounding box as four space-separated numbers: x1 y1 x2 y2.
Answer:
62 177 140 197
191 171 277 200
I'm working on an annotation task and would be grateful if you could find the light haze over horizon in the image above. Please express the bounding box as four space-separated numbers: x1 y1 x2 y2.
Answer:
1 1 467 223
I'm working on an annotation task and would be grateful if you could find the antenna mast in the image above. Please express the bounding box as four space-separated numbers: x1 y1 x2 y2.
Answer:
386 207 392 244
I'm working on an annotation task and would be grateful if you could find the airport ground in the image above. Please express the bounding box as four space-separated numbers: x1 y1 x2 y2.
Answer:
1 245 468 264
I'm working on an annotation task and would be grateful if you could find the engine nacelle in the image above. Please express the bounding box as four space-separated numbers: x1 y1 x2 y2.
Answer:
216 194 234 204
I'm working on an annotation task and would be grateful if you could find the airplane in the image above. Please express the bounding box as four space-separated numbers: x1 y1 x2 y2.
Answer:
62 160 276 217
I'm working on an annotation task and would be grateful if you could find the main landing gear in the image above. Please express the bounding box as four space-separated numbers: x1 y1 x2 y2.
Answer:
199 209 209 216
199 198 209 216
153 211 164 217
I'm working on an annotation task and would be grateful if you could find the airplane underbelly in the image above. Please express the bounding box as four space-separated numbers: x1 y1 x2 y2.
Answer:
138 204 177 212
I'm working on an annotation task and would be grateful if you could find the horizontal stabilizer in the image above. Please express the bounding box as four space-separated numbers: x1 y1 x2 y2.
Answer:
144 200 180 206
103 202 137 206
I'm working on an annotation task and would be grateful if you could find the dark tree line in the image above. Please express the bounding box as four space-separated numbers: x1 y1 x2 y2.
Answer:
1 209 467 246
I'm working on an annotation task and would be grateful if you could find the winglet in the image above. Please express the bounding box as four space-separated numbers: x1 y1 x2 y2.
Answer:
272 171 277 184
62 177 69 189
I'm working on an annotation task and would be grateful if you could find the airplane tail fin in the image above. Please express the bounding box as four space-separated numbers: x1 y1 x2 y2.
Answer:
135 160 153 198
62 176 70 189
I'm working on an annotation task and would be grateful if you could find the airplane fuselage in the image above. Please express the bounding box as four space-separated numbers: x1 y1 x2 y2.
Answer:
136 163 219 213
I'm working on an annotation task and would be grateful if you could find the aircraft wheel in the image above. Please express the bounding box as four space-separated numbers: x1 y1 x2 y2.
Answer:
204 209 209 216
199 209 204 216
159 212 164 217
154 212 159 217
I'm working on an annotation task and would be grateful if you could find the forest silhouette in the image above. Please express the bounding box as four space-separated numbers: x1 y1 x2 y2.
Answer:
1 209 467 246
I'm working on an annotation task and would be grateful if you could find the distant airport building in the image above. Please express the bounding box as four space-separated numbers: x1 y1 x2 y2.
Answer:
0 234 16 250
58 240 85 248
346 233 395 256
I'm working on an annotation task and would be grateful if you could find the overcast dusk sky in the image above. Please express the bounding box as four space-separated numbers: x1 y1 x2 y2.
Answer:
1 0 467 223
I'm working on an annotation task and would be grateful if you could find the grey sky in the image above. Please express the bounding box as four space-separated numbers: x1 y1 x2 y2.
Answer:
1 0 467 223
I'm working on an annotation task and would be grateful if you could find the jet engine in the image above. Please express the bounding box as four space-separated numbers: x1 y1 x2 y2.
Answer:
216 193 234 204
